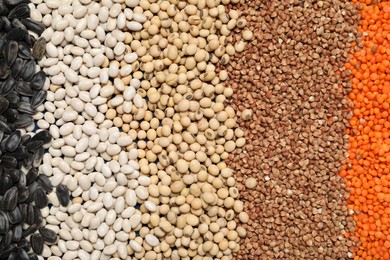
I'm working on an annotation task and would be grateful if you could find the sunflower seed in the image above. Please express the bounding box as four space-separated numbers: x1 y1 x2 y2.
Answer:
3 186 17 210
25 204 34 225
25 168 37 186
25 140 43 152
0 243 16 259
55 184 70 207
0 175 13 195
7 168 20 182
33 205 41 224
10 57 25 78
15 164 26 187
33 187 47 209
17 41 31 59
38 227 57 244
4 0 28 5
0 96 9 114
18 101 35 115
14 114 32 128
15 80 33 96
7 4 30 20
0 120 11 134
30 90 46 110
0 210 9 234
36 174 52 193
17 188 29 203
30 130 51 144
1 155 17 168
21 18 44 36
20 60 36 81
30 70 45 90
5 27 27 41
4 41 18 67
0 76 15 95
0 229 12 248
7 206 22 224
7 252 17 260
0 61 10 79
17 248 29 260
0 175 12 195
11 223 22 242
21 223 37 238
31 37 45 60
11 18 26 31
30 233 43 254
5 129 21 152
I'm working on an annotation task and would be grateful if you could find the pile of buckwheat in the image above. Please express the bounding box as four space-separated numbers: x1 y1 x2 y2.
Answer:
223 0 361 259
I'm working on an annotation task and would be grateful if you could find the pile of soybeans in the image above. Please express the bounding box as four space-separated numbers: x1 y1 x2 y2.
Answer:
0 0 388 259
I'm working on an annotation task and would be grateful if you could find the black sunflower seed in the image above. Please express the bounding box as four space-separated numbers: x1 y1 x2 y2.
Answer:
25 204 34 225
36 175 52 193
7 168 21 182
32 147 44 167
10 57 25 78
16 168 26 189
14 114 32 128
38 227 57 244
0 3 9 16
0 17 11 32
20 133 30 144
11 223 22 242
56 184 70 207
20 59 35 81
30 71 45 91
30 130 51 144
4 0 28 5
0 230 12 249
0 96 9 114
21 154 32 168
17 41 31 60
5 129 21 152
0 62 9 79
0 175 12 195
5 27 27 41
1 76 16 95
28 254 39 260
33 187 47 209
21 223 36 238
31 37 45 61
7 4 30 19
17 101 35 115
4 41 18 67
1 155 17 168
7 252 18 260
3 186 17 210
0 210 9 234
25 168 36 186
2 108 17 123
18 203 27 221
0 243 16 259
17 188 28 203
17 238 30 250
30 233 43 254
25 140 43 152
33 205 42 225
30 90 46 110
21 19 45 36
7 206 21 224
15 80 32 96
17 248 29 260
11 18 26 31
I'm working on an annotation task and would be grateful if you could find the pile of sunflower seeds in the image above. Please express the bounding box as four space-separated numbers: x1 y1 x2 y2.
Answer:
0 0 66 259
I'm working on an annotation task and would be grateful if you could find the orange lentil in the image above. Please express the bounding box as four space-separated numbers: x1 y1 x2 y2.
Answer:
344 1 390 259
